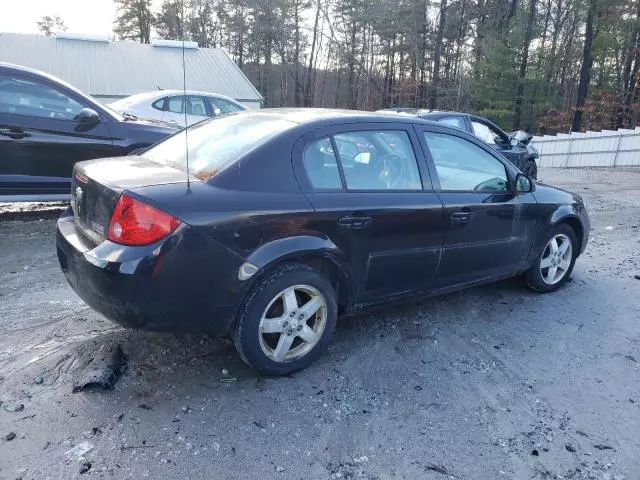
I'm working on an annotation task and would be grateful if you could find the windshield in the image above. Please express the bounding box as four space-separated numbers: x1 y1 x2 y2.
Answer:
144 114 296 180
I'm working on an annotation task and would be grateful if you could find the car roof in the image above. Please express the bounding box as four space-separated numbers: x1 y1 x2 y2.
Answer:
233 108 444 127
111 89 243 105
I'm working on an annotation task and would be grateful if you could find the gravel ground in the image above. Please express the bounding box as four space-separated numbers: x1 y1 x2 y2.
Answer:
0 167 639 480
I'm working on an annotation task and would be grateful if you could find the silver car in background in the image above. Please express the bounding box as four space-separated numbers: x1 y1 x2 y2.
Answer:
109 90 247 127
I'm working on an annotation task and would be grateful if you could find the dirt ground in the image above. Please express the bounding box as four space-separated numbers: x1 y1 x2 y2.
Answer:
1 167 639 480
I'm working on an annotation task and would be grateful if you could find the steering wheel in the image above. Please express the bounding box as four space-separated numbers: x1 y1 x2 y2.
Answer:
376 153 406 189
473 177 507 192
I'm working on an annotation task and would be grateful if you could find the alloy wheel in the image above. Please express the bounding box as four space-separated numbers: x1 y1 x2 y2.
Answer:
540 233 573 285
258 285 327 362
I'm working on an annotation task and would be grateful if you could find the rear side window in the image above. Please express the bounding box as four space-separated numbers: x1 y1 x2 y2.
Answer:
167 96 184 114
335 130 422 190
302 130 422 191
423 132 508 192
144 114 296 180
436 116 466 130
303 138 342 189
152 98 166 111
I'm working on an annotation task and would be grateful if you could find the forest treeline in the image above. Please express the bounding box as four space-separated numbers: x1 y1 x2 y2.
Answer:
56 0 640 133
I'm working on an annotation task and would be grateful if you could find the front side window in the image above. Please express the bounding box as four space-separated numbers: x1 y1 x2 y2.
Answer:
210 97 245 115
0 74 84 120
334 130 422 190
423 132 508 192
144 114 295 180
471 120 505 145
302 138 342 189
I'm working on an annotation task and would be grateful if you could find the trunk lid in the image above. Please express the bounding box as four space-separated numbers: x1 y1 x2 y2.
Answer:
71 157 189 244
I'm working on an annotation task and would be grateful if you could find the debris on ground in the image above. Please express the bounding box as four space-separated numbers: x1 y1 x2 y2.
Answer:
4 403 25 412
79 462 92 474
181 406 191 413
531 449 539 456
565 444 576 453
593 444 614 450
65 441 94 459
34 376 44 385
5 432 17 441
72 344 125 393
425 464 449 475
138 404 152 410
634 274 640 280
275 465 285 473
220 375 237 383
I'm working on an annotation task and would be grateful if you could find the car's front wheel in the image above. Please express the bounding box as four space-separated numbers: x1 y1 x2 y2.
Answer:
525 224 578 292
234 263 338 375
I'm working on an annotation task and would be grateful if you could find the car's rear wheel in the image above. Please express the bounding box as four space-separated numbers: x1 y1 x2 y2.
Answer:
522 159 538 180
525 224 577 292
234 263 337 375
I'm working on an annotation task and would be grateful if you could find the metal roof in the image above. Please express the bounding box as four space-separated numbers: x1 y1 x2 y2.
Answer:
0 33 263 102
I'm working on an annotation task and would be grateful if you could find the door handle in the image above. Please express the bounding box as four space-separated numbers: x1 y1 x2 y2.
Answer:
0 128 29 140
337 216 372 230
450 211 475 223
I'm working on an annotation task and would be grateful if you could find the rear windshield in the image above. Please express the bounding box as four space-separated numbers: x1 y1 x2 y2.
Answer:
144 114 296 180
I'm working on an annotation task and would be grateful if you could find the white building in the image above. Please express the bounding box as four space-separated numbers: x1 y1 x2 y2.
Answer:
0 32 263 108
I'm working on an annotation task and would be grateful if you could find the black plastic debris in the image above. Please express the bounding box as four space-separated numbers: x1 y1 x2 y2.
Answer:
593 444 614 450
72 344 125 393
565 444 576 453
138 404 152 410
531 449 539 456
5 432 16 441
80 462 92 474
425 464 449 475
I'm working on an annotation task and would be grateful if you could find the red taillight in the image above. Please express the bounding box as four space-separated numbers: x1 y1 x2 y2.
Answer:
108 194 180 246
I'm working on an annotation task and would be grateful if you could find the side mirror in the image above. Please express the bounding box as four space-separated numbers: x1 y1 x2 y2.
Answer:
515 173 533 193
510 137 520 147
213 107 222 116
75 108 100 125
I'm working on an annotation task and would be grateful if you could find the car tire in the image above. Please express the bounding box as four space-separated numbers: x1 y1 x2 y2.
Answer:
522 159 538 180
525 223 578 293
233 263 338 375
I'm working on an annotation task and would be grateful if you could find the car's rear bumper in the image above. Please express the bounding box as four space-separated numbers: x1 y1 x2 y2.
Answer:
56 207 244 335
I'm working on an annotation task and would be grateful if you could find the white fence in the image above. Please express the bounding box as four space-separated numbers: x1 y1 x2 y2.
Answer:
531 127 640 168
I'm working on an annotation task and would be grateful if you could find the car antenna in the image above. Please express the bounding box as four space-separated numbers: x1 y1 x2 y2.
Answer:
181 1 191 192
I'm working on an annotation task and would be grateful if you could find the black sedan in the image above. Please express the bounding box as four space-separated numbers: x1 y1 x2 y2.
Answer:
56 109 589 375
0 63 178 201
378 108 540 179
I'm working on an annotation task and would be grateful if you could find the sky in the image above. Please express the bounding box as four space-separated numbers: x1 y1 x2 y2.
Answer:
0 0 162 37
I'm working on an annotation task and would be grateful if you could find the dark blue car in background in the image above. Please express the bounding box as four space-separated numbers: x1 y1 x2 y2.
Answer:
378 108 540 179
0 63 178 201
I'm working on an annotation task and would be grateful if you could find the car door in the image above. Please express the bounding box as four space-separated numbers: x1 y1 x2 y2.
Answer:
293 123 444 305
0 72 115 198
470 117 524 168
416 125 537 289
162 95 210 127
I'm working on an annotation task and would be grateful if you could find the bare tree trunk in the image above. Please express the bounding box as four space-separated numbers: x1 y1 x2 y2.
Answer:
572 0 597 132
305 0 322 107
430 0 447 109
293 0 302 107
513 0 536 129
